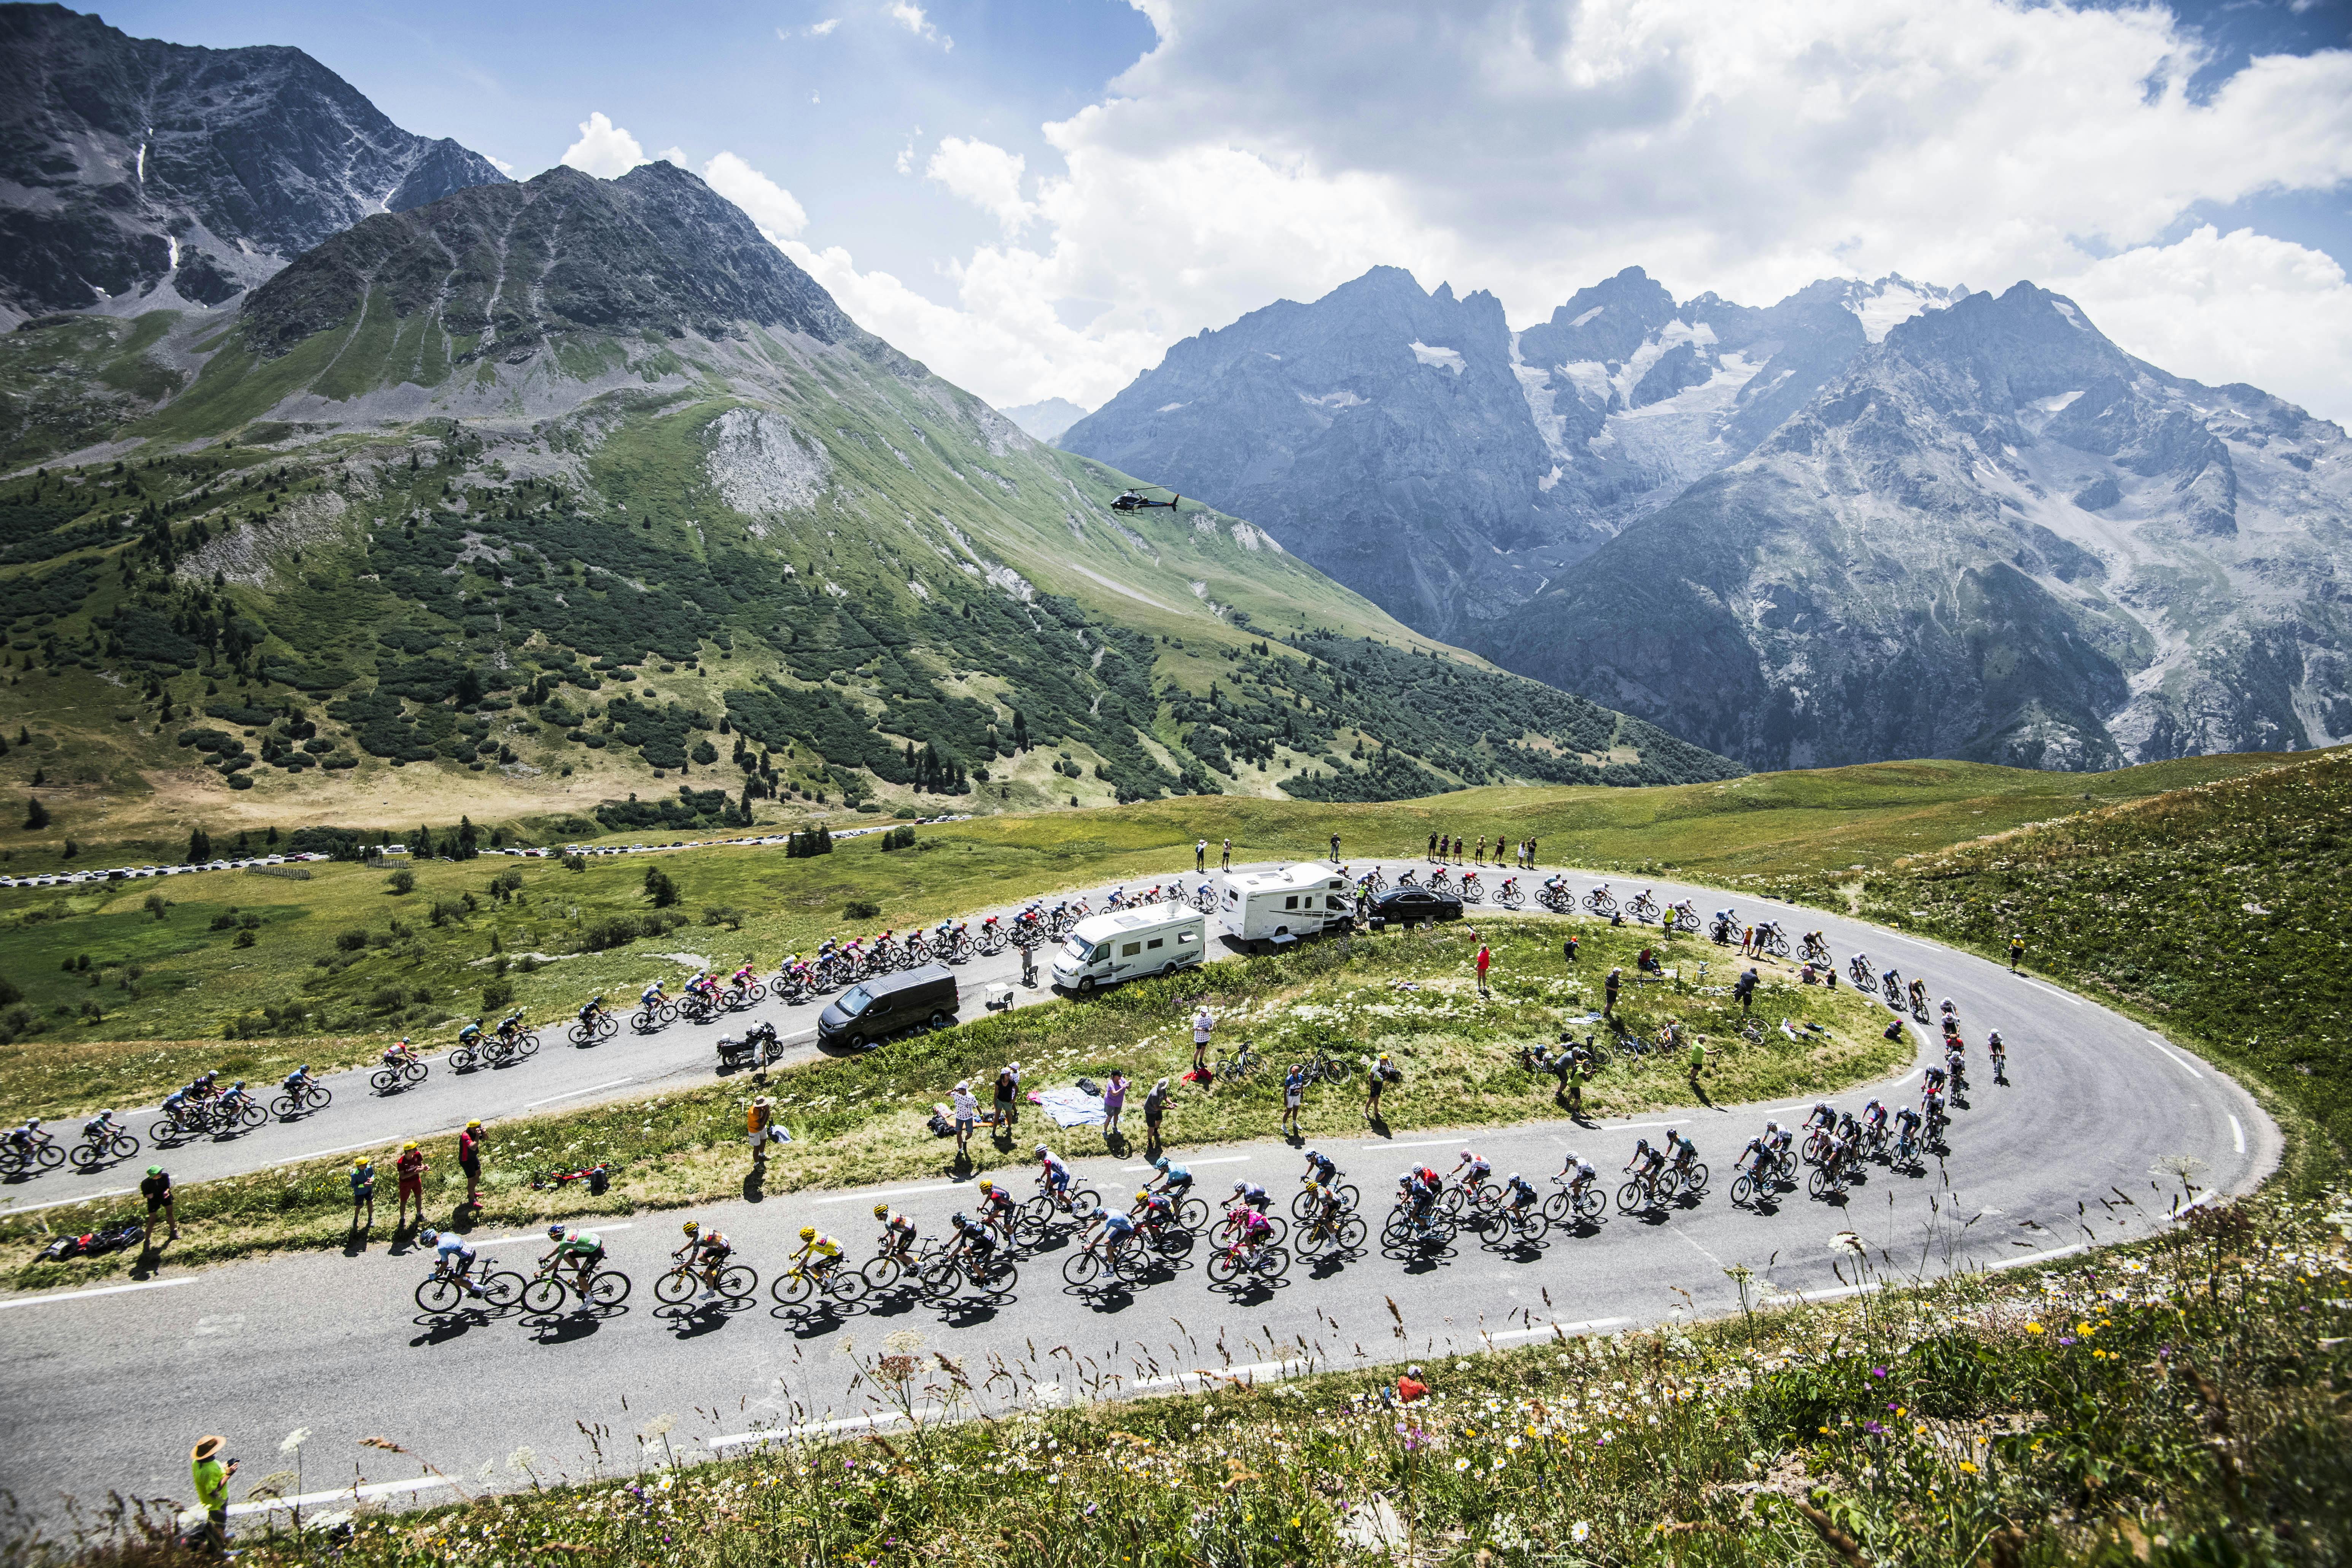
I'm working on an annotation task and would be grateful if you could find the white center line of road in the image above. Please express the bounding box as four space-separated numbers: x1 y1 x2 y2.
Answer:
229 1476 455 1516
0 1186 132 1215
1484 1317 1629 1344
0 1277 199 1310
469 1222 634 1247
1380 1139 1465 1151
2144 1037 2206 1080
815 1182 967 1205
2018 977 2083 1007
1121 1156 1251 1171
2230 1114 2246 1155
523 1076 634 1110
278 1139 398 1166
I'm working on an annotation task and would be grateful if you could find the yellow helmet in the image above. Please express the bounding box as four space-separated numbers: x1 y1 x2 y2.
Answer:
466 1119 482 1131
1135 1190 1150 1205
872 1203 890 1218
978 1178 994 1193
682 1220 700 1235
798 1225 816 1240
402 1140 419 1151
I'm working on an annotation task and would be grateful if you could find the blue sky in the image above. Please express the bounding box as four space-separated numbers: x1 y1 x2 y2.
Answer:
99 0 2352 421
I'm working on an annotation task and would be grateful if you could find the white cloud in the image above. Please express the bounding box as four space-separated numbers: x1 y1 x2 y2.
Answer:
887 0 951 50
485 154 515 176
809 17 840 35
654 146 689 167
925 137 1035 234
2066 226 2352 423
560 111 648 178
702 151 810 241
776 0 2352 422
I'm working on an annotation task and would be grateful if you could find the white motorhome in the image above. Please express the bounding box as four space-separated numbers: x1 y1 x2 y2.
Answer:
1215 862 1352 950
1051 906 1206 995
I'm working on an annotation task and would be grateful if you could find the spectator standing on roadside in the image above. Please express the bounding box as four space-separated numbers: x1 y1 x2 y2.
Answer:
1426 830 1439 862
951 1081 978 1158
394 1140 428 1231
1687 1035 1713 1094
1736 967 1760 1013
2009 934 2026 972
1366 1052 1402 1124
141 1164 177 1248
189 1434 235 1558
1143 1077 1170 1156
1192 1006 1215 1078
1475 943 1493 998
994 1062 1022 1132
1603 966 1624 1019
1220 837 1232 870
748 1096 787 1164
458 1120 484 1209
1020 939 1038 987
1563 932 1580 965
1330 832 1342 863
1527 838 1539 867
1280 1062 1306 1137
348 1156 375 1234
1564 1053 1587 1116
1102 1070 1128 1142
1452 835 1464 864
1196 839 1207 872
1474 835 1487 865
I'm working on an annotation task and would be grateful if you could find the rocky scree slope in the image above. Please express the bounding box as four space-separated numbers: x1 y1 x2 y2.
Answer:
1061 264 1964 642
0 2 506 326
1484 283 2352 772
0 164 1739 830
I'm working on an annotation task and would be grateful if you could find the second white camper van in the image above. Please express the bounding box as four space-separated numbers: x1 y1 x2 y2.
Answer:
1051 906 1207 995
1215 862 1352 950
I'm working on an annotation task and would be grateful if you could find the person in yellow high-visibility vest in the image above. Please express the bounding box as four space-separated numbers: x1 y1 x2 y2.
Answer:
190 1433 236 1556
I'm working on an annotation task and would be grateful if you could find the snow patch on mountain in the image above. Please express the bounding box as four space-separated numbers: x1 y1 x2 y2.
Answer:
1409 341 1467 374
1835 275 1971 343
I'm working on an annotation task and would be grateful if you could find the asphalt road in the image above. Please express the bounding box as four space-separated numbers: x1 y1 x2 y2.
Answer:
0 860 2278 1523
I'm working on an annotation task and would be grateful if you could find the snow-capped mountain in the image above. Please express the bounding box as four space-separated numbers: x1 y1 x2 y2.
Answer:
0 3 507 325
1061 263 1970 641
1484 282 2352 770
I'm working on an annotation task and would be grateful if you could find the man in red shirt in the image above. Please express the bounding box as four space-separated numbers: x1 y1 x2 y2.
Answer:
395 1139 428 1231
1475 944 1492 998
1396 1365 1428 1403
457 1121 484 1209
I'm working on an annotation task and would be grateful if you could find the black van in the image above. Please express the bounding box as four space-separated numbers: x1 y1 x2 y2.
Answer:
817 962 960 1051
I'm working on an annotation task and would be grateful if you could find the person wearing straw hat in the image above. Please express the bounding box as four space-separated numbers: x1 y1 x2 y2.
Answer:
190 1433 235 1555
747 1096 781 1164
950 1080 978 1159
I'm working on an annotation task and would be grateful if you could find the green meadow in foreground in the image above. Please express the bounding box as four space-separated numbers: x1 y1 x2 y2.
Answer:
1 916 1893 1290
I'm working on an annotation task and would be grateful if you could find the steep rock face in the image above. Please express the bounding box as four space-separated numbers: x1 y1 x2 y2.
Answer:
1062 264 1950 641
0 2 506 323
1483 284 2352 770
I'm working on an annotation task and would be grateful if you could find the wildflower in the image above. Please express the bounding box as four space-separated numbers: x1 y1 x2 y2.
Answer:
2025 1323 2045 1334
279 1427 312 1455
1455 1457 1471 1471
1572 1522 1592 1543
1959 1461 1978 1474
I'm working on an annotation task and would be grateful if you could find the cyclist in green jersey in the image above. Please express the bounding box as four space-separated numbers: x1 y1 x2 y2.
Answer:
541 1223 604 1290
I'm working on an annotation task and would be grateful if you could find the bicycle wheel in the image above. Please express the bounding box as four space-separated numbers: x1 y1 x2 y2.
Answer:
1616 1181 1645 1213
1068 1188 1102 1223
776 1270 817 1306
1324 1055 1355 1087
1541 1190 1569 1223
567 1024 594 1046
1336 1215 1367 1251
269 1096 299 1120
1177 1196 1209 1231
514 1034 539 1060
1207 1249 1239 1285
1256 1246 1291 1280
370 1070 398 1093
480 1271 525 1308
522 1277 564 1314
862 1255 906 1293
406 1061 430 1084
238 1102 267 1130
450 1046 479 1072
655 1268 698 1305
918 1261 963 1299
305 1087 333 1112
1062 1250 1102 1287
825 1269 868 1306
1150 1224 1195 1259
630 1010 658 1034
1808 1168 1834 1199
416 1277 462 1314
588 1270 631 1307
1512 1211 1549 1245
1684 1162 1709 1194
1290 1187 1318 1221
1576 1188 1605 1221
719 1265 759 1301
974 1257 1018 1296
1732 1174 1754 1207
68 1141 103 1172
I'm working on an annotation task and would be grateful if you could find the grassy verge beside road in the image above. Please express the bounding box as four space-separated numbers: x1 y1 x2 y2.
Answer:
0 917 1892 1290
0 750 2307 1123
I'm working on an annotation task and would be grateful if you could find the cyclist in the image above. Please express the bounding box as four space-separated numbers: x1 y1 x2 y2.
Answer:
380 1040 417 1072
1558 1151 1597 1199
1227 1201 1274 1257
1500 1171 1540 1217
975 1177 1019 1241
6 1118 48 1158
1085 1205 1141 1272
216 1080 254 1119
791 1225 844 1284
1735 1130 1775 1181
1663 1129 1698 1180
1850 951 1871 981
281 1064 314 1098
420 1227 484 1298
1945 1044 1970 1092
1922 1062 1948 1097
160 1084 194 1127
875 1202 918 1261
1147 1155 1194 1203
576 995 608 1030
1449 1149 1494 1207
1860 1099 1889 1145
1881 965 1900 996
541 1223 604 1294
456 1017 486 1051
496 1010 530 1043
1988 1030 2009 1083
1892 1104 1923 1155
1398 1169 1442 1236
1132 1186 1177 1230
675 1219 732 1300
1804 1102 1838 1134
948 1210 999 1274
1036 1145 1073 1202
1303 1148 1342 1192
1922 1086 1948 1134
1624 1137 1667 1194
1907 978 1928 1013
639 977 670 1013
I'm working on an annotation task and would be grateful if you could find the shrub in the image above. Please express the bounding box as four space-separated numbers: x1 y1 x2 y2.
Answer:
844 898 882 921
643 866 680 908
386 868 415 894
428 898 465 927
561 852 586 872
701 905 744 929
143 892 169 919
232 929 256 948
209 912 238 931
335 929 368 952
480 979 515 1012
368 986 407 1014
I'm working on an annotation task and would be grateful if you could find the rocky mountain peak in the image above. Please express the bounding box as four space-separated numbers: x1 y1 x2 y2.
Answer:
0 2 507 325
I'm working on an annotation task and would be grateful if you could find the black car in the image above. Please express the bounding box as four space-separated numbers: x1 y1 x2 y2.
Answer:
818 963 960 1051
1370 886 1464 923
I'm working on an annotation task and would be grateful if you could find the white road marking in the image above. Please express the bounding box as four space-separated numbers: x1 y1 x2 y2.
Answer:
468 1222 634 1247
1484 1316 1628 1343
228 1476 456 1516
2144 1038 2205 1079
1132 1358 1306 1391
280 1139 401 1166
2230 1115 2246 1154
2018 977 2083 1007
709 1412 906 1448
1381 1139 1466 1151
0 1186 133 1215
1121 1156 1250 1171
523 1076 635 1109
0 1277 199 1310
814 1182 966 1205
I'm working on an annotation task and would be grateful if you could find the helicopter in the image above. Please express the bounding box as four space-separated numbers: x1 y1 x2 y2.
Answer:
1109 485 1181 513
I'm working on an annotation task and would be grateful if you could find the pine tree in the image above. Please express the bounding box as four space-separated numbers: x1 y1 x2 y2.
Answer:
24 797 49 829
187 827 212 864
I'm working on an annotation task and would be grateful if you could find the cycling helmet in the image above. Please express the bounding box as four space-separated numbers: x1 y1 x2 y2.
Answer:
798 1226 816 1240
1305 1149 1320 1162
232 1082 245 1091
872 1204 890 1219
682 1220 700 1235
1152 1155 1170 1171
25 1117 40 1128
1764 1120 1781 1134
1562 1151 1581 1166
1232 1180 1247 1193
547 1224 566 1240
1987 1029 2004 1045
1035 1144 1050 1158
1508 1173 1521 1185
1135 1191 1150 1205
298 1064 310 1073
1461 1149 1474 1161
420 1228 439 1245
978 1178 994 1193
952 1211 970 1227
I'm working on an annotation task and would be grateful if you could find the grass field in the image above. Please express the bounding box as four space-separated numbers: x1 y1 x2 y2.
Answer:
0 916 1894 1290
0 750 2312 1123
